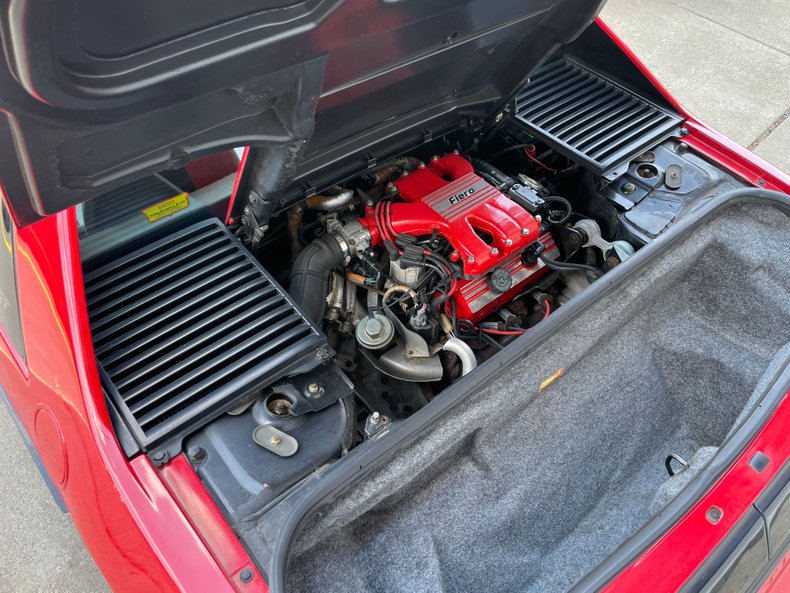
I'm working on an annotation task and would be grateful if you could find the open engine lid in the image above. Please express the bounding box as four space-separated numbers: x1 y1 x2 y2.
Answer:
0 0 603 227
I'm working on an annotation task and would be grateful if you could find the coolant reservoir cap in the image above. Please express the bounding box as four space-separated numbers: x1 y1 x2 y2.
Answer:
356 313 395 350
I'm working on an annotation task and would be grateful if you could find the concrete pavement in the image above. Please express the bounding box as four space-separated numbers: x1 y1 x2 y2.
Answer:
602 0 790 172
0 403 110 593
0 1 787 592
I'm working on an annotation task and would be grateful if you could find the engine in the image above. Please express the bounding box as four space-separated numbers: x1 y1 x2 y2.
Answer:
357 153 559 321
285 151 610 402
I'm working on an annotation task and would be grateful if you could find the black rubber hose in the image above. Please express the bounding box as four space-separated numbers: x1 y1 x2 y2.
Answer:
288 235 345 324
543 195 573 224
538 254 601 275
470 158 517 191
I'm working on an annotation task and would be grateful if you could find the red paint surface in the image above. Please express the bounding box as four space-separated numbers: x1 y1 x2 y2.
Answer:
360 154 540 276
758 550 790 593
359 153 549 320
157 455 269 593
451 231 557 321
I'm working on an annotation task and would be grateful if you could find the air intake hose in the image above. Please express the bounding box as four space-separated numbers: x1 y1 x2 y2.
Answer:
289 235 345 324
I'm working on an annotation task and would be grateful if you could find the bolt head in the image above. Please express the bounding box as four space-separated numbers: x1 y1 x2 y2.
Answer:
365 318 383 339
186 446 206 463
521 228 529 235
504 239 513 246
452 149 460 155
307 382 320 394
371 411 381 424
706 506 723 524
467 255 476 263
490 247 499 255
270 436 281 446
418 162 426 169
431 155 440 162
152 451 169 464
239 568 254 583
534 215 542 223
495 112 504 122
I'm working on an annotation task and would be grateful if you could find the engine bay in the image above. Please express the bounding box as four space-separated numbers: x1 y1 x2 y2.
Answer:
281 148 637 425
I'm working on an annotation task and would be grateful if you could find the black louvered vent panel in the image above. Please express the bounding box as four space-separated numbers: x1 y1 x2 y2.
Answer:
82 175 180 232
85 219 325 455
514 59 683 176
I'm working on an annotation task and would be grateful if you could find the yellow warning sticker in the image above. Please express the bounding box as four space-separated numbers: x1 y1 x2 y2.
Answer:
142 193 190 223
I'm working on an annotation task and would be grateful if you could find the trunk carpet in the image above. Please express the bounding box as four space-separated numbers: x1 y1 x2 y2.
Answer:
277 203 790 593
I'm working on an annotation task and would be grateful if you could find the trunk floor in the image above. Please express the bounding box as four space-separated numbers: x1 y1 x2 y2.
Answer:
270 204 790 593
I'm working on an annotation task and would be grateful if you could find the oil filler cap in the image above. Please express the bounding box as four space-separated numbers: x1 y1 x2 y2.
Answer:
253 425 299 457
489 267 512 294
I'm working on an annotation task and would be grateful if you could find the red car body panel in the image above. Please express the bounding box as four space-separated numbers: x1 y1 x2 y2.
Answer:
0 17 787 593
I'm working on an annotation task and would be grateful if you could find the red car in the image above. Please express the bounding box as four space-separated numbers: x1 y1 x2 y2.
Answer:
0 1 788 591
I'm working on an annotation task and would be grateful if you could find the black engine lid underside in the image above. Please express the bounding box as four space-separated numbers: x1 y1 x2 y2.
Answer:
0 0 604 226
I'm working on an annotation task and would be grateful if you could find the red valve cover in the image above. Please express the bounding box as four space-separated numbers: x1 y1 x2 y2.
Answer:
453 231 558 321
359 153 557 321
360 154 540 276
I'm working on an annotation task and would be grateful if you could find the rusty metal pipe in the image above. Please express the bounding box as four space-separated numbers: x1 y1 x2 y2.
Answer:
304 189 355 212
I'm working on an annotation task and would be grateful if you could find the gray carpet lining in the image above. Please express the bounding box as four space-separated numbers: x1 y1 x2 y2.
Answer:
281 204 790 593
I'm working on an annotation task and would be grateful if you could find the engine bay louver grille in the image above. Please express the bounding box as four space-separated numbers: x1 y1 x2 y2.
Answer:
514 58 683 177
84 219 325 457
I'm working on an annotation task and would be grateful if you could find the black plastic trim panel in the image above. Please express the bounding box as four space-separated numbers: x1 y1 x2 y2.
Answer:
84 218 326 460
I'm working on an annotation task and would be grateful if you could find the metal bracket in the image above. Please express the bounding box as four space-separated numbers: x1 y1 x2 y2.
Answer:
266 362 353 417
665 453 690 477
